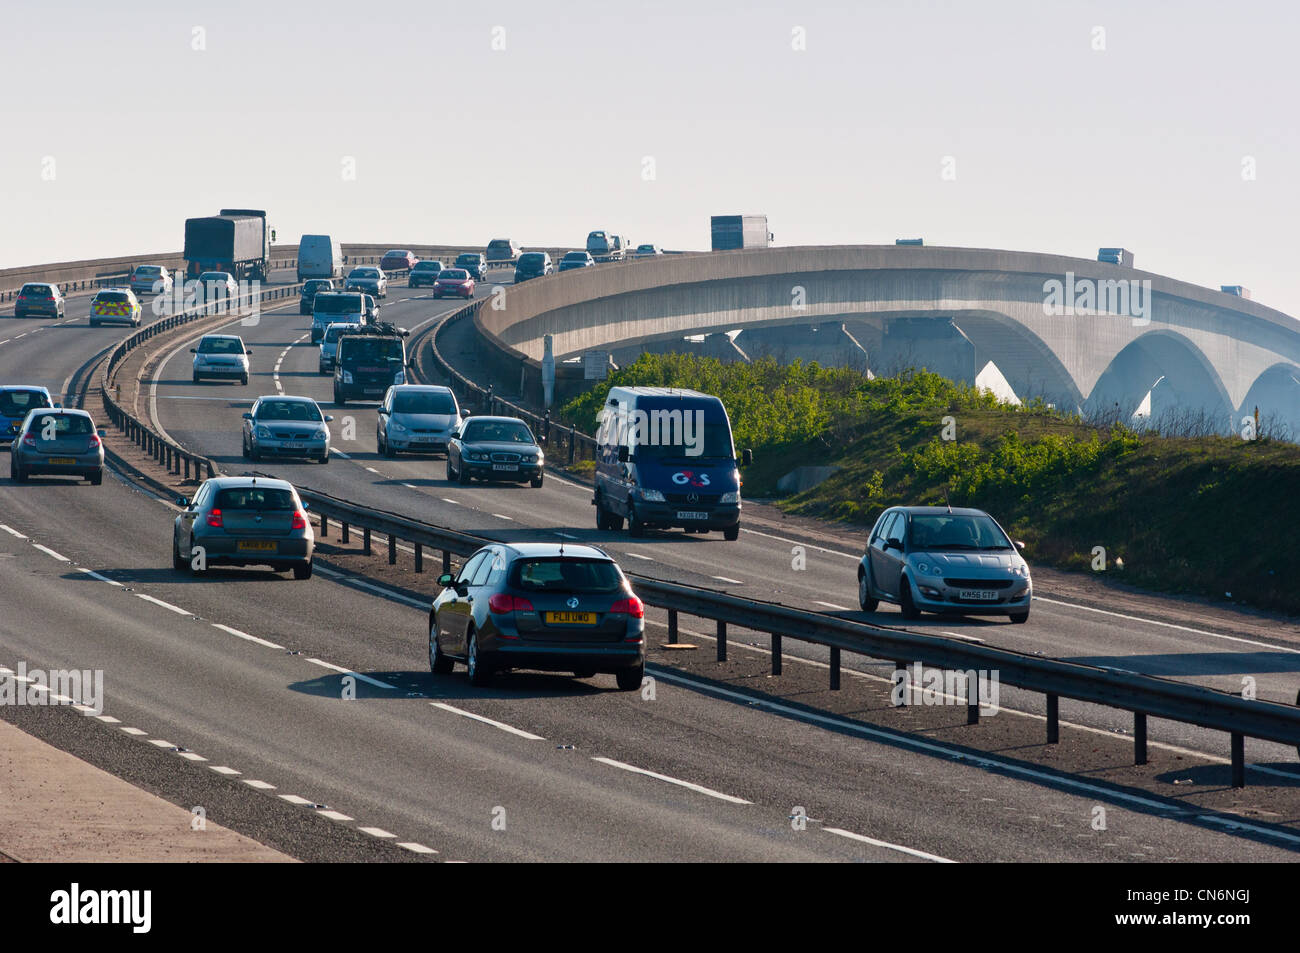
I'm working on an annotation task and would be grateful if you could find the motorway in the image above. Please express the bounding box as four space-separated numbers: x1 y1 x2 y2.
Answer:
1 268 1298 861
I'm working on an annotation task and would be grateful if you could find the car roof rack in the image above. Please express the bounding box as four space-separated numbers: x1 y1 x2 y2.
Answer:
339 321 409 337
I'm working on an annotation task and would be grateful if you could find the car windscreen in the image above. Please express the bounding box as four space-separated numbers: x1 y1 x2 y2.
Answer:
313 294 363 314
392 391 455 415
198 338 243 354
28 413 92 436
461 420 533 444
619 407 734 462
455 255 476 264
439 269 469 280
563 252 587 261
0 391 50 417
413 261 441 271
303 281 329 293
341 338 403 364
214 487 297 510
908 514 1012 551
256 401 321 422
518 254 544 266
323 327 344 343
510 558 622 594
351 268 378 277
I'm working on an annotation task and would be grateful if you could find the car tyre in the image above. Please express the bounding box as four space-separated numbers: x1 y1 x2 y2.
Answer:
456 462 470 485
530 473 543 488
249 444 260 462
89 469 103 486
572 669 597 679
380 435 394 458
898 577 921 620
11 463 25 483
241 437 250 460
172 538 186 571
293 560 313 580
240 374 248 386
723 523 740 541
193 373 200 384
319 451 330 465
429 621 454 675
1009 610 1029 624
858 569 879 612
615 665 644 692
466 631 491 687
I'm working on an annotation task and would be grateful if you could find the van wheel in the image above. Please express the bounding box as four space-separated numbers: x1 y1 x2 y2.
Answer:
858 570 879 612
615 665 644 691
466 632 491 687
898 577 921 620
627 503 645 537
724 524 740 541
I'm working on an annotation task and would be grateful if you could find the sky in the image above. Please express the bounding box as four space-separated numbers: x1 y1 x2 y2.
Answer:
4 0 1299 315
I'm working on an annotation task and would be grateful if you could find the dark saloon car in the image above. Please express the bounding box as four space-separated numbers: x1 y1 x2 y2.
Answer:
299 278 334 315
407 260 444 288
428 542 645 689
446 415 543 486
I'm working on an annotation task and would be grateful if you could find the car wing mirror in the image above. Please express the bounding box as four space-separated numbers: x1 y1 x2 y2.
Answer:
97 428 107 438
324 415 334 422
437 572 455 586
242 412 253 419
175 497 189 507
190 347 197 353
741 448 753 466
1015 540 1026 551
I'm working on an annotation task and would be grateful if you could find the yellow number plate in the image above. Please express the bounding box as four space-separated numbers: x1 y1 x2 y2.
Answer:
48 457 76 465
545 611 596 624
237 540 277 552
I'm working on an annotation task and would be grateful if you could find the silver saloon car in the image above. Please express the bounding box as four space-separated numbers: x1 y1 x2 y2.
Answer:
377 384 461 456
858 506 1032 623
172 476 314 578
241 395 333 463
10 408 106 485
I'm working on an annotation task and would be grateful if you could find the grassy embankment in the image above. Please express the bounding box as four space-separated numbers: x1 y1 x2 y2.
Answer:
561 354 1300 614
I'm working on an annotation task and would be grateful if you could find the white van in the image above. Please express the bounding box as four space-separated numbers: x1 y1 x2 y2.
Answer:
298 235 344 281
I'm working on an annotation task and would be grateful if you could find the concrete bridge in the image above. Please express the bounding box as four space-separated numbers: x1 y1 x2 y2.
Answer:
475 245 1300 435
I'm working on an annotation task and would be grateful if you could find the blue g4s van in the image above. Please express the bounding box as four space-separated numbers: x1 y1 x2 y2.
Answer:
592 386 753 541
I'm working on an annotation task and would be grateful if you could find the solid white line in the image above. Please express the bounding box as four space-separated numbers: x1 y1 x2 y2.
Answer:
317 810 353 821
398 842 438 854
402 483 418 489
76 567 124 587
212 623 284 650
358 827 396 839
243 779 276 790
279 794 315 805
824 827 956 863
135 593 192 616
646 669 1300 845
210 766 241 776
0 525 28 539
333 450 351 459
712 575 744 585
1032 595 1300 653
305 658 398 690
491 513 513 520
32 544 69 562
816 601 851 610
592 756 753 805
431 702 546 740
441 498 459 504
364 466 380 474
556 532 578 539
626 552 653 560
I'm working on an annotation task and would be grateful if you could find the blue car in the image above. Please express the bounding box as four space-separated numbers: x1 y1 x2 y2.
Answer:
0 386 57 447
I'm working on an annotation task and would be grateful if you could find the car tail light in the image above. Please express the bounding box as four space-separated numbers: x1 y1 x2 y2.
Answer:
291 510 307 530
88 434 101 449
21 434 36 447
206 508 223 528
488 593 534 614
610 595 644 618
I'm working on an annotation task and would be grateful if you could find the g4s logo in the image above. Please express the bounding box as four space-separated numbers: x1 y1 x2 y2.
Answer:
671 471 710 487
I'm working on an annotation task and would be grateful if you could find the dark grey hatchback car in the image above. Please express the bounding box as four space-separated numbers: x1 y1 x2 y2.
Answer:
428 543 645 689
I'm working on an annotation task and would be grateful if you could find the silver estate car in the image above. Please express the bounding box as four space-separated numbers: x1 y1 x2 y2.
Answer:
377 384 462 456
858 506 1032 623
172 476 314 579
10 408 106 485
191 334 250 385
241 395 333 463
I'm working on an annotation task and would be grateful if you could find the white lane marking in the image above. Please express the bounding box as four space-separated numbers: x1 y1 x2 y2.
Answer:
312 567 428 608
178 752 208 762
279 794 315 805
398 842 438 854
72 704 96 713
119 727 147 736
431 702 546 740
358 827 396 839
0 525 27 539
305 658 398 690
135 593 192 616
317 810 354 821
816 601 851 610
364 466 380 474
14 333 26 339
712 575 743 585
212 623 284 650
32 544 70 562
441 498 459 504
243 779 276 790
333 450 351 459
741 526 860 560
491 513 513 521
93 715 120 724
645 668 1300 844
942 631 986 644
147 739 175 748
626 552 653 560
402 483 418 489
824 827 956 863
210 766 241 776
1032 596 1300 654
76 567 124 587
592 757 753 805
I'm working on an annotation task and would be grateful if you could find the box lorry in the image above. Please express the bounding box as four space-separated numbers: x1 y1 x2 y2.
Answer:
184 209 271 281
711 215 772 251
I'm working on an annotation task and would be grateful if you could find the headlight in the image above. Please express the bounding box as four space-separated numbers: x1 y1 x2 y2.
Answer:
255 426 271 439
1010 563 1030 578
317 428 329 440
720 491 740 503
391 422 409 434
916 562 942 576
341 370 353 383
640 488 665 502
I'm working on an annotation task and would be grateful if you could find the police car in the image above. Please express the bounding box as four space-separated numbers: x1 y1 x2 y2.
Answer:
89 288 143 328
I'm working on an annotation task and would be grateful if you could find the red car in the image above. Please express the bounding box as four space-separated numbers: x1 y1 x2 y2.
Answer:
380 249 418 273
432 268 475 299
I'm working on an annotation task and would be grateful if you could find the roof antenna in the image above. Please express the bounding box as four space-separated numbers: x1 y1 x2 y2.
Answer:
943 487 952 513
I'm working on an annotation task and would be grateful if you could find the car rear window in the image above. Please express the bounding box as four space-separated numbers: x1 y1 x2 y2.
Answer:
20 284 53 296
135 266 161 275
413 261 441 271
0 390 50 416
519 253 544 265
352 268 378 277
214 487 297 510
97 292 129 304
28 413 92 436
563 252 587 261
511 558 622 593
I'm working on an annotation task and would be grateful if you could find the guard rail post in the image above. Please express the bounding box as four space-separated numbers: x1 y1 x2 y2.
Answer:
1134 712 1147 764
716 620 727 661
1046 694 1060 742
342 521 350 544
896 662 910 705
388 533 396 565
414 543 423 573
319 514 328 538
772 634 782 675
966 674 979 725
568 427 575 464
442 550 451 575
1232 734 1245 787
829 645 840 690
667 609 678 644
363 527 371 556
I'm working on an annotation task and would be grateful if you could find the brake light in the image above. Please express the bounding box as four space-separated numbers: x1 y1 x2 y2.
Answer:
291 510 307 530
21 434 36 447
88 434 101 449
206 509 223 528
488 593 534 614
610 595 644 618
